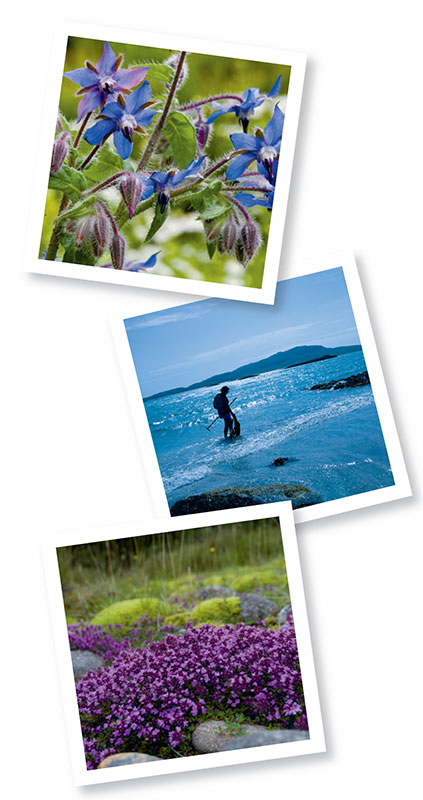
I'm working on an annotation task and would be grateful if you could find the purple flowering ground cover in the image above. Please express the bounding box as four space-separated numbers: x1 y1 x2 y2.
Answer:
71 617 307 768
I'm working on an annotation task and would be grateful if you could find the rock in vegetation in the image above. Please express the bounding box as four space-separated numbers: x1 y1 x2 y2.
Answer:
310 371 370 391
272 457 289 466
221 728 310 750
191 596 241 625
97 752 162 768
277 604 293 625
192 720 268 754
195 585 239 600
239 593 280 622
71 650 104 681
170 484 321 515
91 597 167 630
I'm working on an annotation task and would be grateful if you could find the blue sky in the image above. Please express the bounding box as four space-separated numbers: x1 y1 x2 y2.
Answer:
125 267 361 396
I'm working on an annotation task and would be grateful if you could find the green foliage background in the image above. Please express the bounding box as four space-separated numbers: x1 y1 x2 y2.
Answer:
40 36 291 288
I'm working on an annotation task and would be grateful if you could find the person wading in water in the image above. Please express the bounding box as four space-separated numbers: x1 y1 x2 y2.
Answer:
213 386 237 438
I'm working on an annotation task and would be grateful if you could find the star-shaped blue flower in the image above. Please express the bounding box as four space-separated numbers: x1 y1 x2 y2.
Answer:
101 252 160 271
226 105 284 181
207 76 281 132
150 157 206 211
64 41 150 121
83 83 157 159
233 160 278 210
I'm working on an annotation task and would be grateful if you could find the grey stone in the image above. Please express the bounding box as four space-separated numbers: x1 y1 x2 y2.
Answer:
192 720 268 754
277 604 293 625
239 593 280 622
221 728 310 750
195 585 239 600
71 650 104 680
170 484 322 516
97 753 162 768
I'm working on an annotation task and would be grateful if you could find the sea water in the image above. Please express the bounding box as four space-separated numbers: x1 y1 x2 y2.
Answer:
144 351 394 509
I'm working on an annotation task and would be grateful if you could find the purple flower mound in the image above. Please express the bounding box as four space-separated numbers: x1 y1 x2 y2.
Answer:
76 617 307 768
68 616 180 665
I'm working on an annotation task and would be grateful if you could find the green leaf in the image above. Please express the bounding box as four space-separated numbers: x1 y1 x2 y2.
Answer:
59 230 76 263
142 63 174 83
83 146 125 188
163 111 197 169
74 236 96 266
206 239 217 259
48 165 87 202
182 180 223 211
199 196 230 222
145 198 169 242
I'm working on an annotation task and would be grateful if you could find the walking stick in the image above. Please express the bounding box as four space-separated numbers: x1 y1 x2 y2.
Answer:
205 397 238 431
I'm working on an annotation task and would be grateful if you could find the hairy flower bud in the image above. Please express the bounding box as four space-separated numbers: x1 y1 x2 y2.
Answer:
93 209 110 250
119 173 143 219
219 217 238 254
195 120 210 150
110 233 126 270
234 219 261 266
204 218 222 243
75 216 94 247
165 54 189 89
51 131 71 174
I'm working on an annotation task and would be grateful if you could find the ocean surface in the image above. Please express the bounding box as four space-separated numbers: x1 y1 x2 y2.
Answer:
144 351 394 510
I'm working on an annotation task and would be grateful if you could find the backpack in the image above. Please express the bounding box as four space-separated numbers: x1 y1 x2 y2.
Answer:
213 393 224 413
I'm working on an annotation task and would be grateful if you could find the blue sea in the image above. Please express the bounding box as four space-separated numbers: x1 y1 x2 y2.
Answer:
144 351 394 510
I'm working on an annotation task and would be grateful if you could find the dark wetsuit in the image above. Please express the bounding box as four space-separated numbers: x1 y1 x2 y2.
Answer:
217 393 233 437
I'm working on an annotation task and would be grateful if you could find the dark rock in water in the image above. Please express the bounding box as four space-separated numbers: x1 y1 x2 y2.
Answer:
195 585 239 600
272 457 289 466
239 593 280 622
277 603 292 625
170 484 321 516
97 753 162 768
192 720 268 754
310 371 370 391
71 650 104 680
221 728 310 750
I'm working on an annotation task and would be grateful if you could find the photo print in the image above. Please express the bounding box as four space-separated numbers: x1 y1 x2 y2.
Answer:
112 252 410 524
28 23 306 303
43 504 324 784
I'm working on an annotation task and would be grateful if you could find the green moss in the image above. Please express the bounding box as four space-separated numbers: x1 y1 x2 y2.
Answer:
230 570 281 593
191 596 240 625
92 597 167 629
165 611 190 626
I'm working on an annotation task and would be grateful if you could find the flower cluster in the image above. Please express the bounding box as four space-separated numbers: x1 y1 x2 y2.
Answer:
68 615 181 664
75 616 307 768
45 41 285 277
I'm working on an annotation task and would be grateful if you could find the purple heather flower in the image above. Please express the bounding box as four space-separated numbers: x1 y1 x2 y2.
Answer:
83 83 157 159
150 157 206 212
207 76 281 132
100 252 159 271
226 105 284 181
64 41 150 121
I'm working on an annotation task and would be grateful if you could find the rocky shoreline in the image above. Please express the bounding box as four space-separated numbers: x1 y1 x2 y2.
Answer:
310 370 370 391
170 483 322 516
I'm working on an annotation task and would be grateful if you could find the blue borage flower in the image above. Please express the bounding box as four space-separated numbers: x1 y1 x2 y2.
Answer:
83 83 157 159
226 105 284 182
64 41 149 121
100 252 160 271
207 76 281 132
150 157 206 211
234 160 278 210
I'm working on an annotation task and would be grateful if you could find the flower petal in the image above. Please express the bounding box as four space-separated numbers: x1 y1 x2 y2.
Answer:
263 105 284 146
125 82 152 114
226 152 256 180
229 132 258 151
64 67 97 88
206 107 229 124
84 118 116 145
113 129 132 159
170 156 206 186
100 102 124 120
115 66 149 90
267 75 282 98
96 41 117 75
233 192 268 208
77 88 102 121
124 252 159 270
134 107 158 128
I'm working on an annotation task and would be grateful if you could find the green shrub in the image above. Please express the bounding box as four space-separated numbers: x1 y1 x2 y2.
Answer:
165 611 190 626
231 570 281 593
191 597 240 625
92 598 167 630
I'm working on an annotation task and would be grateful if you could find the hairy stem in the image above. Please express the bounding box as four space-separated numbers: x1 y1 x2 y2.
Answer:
177 94 243 111
45 195 69 261
82 171 126 198
223 184 270 193
137 51 187 170
95 200 118 236
73 112 92 149
78 131 112 171
223 192 252 222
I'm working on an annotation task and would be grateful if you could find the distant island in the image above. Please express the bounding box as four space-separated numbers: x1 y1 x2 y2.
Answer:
145 344 363 401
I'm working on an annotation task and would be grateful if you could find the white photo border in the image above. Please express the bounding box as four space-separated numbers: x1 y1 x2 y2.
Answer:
110 250 411 523
26 21 306 305
43 502 325 785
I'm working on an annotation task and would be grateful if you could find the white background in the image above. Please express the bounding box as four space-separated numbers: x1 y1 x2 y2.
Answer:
2 1 422 798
